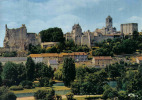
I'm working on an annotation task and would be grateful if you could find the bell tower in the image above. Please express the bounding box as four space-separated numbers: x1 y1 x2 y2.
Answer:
106 15 112 28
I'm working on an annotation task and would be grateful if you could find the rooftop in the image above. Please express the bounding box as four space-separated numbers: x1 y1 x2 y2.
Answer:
94 56 112 60
29 52 87 58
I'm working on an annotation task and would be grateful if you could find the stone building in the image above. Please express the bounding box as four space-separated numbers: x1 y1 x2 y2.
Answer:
92 56 112 68
93 16 122 43
29 52 88 64
97 16 117 35
3 24 41 52
64 24 94 48
121 23 138 35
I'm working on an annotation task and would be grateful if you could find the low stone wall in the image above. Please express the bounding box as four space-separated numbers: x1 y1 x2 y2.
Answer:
0 57 27 64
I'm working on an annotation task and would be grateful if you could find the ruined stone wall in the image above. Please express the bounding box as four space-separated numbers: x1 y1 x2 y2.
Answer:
3 24 40 52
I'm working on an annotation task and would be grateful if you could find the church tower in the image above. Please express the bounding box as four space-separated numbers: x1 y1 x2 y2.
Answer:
106 15 112 28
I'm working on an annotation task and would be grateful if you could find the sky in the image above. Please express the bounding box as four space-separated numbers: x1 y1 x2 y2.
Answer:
0 0 142 47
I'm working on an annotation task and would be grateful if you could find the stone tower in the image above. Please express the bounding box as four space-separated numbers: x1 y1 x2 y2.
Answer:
106 15 112 28
72 24 82 37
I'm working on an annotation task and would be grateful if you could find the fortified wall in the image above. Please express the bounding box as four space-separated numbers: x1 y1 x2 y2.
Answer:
0 57 27 64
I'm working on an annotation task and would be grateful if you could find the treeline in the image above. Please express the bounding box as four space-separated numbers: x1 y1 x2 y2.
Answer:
29 40 90 54
0 57 54 88
55 58 142 99
93 31 142 56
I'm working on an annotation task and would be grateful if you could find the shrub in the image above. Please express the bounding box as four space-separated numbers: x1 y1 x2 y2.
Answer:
0 86 17 100
1 92 17 100
34 89 55 100
34 90 47 99
2 79 12 87
66 92 74 100
39 77 49 87
20 80 33 89
10 85 23 91
56 94 62 100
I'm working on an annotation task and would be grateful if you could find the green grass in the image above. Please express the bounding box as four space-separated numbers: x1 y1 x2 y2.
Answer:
11 86 71 94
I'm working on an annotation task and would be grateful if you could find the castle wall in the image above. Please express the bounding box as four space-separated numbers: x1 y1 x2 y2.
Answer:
81 35 90 47
94 35 114 43
121 23 138 35
0 57 27 64
75 36 81 45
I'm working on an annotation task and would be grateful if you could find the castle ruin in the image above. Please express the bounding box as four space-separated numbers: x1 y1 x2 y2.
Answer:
1 24 41 55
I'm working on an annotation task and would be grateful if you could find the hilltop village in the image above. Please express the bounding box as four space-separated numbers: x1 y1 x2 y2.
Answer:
0 16 140 69
1 16 142 100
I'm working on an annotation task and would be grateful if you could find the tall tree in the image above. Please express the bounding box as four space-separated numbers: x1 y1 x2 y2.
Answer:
26 57 35 81
39 27 64 43
62 58 76 86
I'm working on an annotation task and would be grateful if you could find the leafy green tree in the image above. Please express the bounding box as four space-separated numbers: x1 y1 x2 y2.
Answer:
35 63 53 80
20 80 33 89
28 44 43 54
71 81 81 95
133 31 139 40
34 89 55 100
54 66 63 80
26 57 35 81
80 82 93 95
105 63 126 79
122 39 136 54
39 27 64 42
62 58 76 86
2 62 18 85
76 66 86 81
39 77 49 87
0 86 17 100
103 86 118 99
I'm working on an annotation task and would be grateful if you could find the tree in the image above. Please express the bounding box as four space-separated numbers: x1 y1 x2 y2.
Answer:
35 63 53 81
39 27 64 43
65 92 74 100
0 62 2 75
26 57 35 81
133 31 139 40
103 86 118 99
2 62 18 85
76 66 86 81
62 58 76 86
34 89 55 100
0 86 17 100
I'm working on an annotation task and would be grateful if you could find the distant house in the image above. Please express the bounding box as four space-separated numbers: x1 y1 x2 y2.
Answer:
92 56 112 68
60 52 88 62
136 57 142 64
29 52 88 64
48 60 59 71
29 54 43 63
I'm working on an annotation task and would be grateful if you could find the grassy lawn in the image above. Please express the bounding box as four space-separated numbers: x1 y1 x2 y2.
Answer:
11 86 71 94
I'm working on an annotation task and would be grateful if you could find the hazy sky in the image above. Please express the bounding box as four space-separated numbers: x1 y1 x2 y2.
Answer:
0 0 142 47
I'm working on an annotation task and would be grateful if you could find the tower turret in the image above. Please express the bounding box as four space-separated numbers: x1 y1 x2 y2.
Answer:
106 15 112 28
